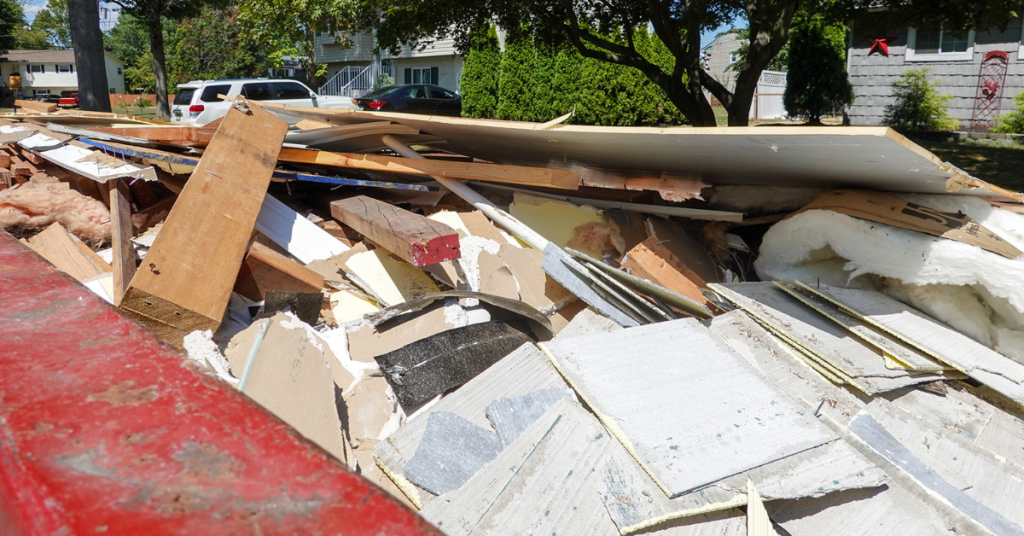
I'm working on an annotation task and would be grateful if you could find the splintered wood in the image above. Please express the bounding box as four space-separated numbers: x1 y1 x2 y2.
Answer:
331 195 461 267
119 104 288 347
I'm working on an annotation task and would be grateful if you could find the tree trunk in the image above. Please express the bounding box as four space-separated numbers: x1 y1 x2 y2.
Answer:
148 9 169 118
728 70 758 126
67 0 111 112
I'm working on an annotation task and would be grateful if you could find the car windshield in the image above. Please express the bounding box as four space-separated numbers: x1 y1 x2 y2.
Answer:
363 86 402 99
173 89 196 105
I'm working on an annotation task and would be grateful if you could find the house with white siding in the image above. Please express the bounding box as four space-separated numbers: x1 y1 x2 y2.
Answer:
846 16 1024 127
701 32 744 93
314 31 464 97
0 50 126 103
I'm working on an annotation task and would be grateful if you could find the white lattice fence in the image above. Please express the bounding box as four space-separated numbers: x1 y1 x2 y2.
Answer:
750 70 787 120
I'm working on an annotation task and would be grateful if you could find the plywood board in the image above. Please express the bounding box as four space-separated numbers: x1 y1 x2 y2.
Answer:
540 318 838 497
119 104 288 346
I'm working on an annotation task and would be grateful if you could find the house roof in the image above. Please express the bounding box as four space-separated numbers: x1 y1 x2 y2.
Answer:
0 49 77 63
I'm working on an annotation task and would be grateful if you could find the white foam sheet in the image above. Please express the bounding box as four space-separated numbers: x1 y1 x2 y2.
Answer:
540 318 838 498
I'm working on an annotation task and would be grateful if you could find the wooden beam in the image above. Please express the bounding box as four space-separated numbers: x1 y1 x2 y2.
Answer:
83 125 217 146
233 241 325 301
621 237 709 308
25 222 111 282
15 100 57 114
330 195 460 267
109 179 136 305
119 104 288 348
279 147 581 190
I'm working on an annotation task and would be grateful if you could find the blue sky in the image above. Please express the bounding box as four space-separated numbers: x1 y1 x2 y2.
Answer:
22 0 120 30
701 22 742 48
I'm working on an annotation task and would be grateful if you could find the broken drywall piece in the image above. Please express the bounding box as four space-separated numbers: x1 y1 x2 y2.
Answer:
510 191 612 258
182 329 236 384
329 289 379 323
848 411 1024 536
343 247 439 307
224 313 351 464
541 318 838 498
256 194 349 263
402 412 503 495
495 244 576 315
347 302 462 364
555 306 623 339
486 388 575 447
375 321 533 410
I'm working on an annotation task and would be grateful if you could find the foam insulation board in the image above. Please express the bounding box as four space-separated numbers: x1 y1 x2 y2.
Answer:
373 343 575 508
710 283 951 394
800 282 1024 408
540 318 838 497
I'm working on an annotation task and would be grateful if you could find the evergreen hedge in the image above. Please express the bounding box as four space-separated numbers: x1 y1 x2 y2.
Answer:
459 21 501 118
497 25 535 121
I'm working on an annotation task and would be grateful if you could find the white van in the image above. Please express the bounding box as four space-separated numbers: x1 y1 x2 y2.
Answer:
171 78 357 125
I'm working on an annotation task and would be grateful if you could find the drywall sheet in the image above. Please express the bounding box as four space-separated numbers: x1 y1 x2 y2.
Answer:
486 388 575 447
283 109 1014 197
373 343 572 508
556 307 624 339
862 400 1024 530
541 318 838 497
848 412 1024 536
420 398 750 536
343 247 439 307
774 282 948 372
800 282 1024 407
402 412 502 495
710 282 948 394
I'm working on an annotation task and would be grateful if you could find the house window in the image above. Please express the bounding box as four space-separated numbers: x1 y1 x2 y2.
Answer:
57 64 72 73
730 52 738 63
29 65 44 73
33 89 49 96
403 67 438 85
1019 19 1023 60
907 25 975 61
117 67 123 75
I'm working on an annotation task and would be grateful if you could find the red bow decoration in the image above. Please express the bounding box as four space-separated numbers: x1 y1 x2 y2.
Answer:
869 36 898 56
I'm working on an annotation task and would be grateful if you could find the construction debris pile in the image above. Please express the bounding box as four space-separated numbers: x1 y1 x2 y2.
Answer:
4 100 1024 535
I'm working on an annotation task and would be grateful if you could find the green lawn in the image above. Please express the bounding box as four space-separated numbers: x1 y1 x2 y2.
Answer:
914 138 1024 193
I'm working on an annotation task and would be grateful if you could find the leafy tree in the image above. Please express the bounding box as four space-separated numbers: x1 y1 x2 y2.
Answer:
123 50 156 92
993 92 1024 135
497 25 534 121
0 0 20 54
105 0 224 117
14 25 52 50
32 0 71 49
728 28 788 73
236 0 354 84
104 13 152 68
783 19 852 123
550 39 582 122
459 20 500 119
168 6 268 83
882 69 957 132
530 32 558 122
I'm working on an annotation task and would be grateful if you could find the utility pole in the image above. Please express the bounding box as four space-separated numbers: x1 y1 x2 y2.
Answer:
68 0 112 112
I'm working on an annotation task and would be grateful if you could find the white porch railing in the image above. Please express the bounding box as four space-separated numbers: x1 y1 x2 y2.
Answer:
318 61 394 98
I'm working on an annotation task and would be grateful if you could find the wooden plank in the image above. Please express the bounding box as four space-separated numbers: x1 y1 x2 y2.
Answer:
279 147 581 190
109 179 136 305
15 99 57 113
795 189 1022 258
621 236 709 306
330 195 460 267
119 104 288 348
26 222 111 282
295 119 332 130
233 241 325 301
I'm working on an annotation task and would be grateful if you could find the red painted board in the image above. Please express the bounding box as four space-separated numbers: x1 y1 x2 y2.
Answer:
0 230 441 536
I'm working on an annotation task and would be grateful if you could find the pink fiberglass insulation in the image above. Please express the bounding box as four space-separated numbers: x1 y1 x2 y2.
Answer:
0 183 111 245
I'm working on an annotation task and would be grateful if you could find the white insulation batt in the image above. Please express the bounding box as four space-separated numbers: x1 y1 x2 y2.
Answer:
756 194 1024 363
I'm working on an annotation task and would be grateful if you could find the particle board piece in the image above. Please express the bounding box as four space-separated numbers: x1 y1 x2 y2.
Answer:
775 282 949 372
233 241 325 301
26 222 112 282
279 147 581 190
798 281 1024 407
863 399 1024 529
486 388 575 447
375 321 533 410
402 412 503 495
255 194 349 263
373 343 570 507
343 247 439 306
331 195 460 267
796 189 1021 259
108 179 135 305
541 318 838 497
848 412 1024 536
710 282 951 395
119 105 288 347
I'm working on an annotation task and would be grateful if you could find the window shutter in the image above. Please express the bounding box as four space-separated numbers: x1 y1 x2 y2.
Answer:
404 68 412 84
430 67 439 85
70 65 74 73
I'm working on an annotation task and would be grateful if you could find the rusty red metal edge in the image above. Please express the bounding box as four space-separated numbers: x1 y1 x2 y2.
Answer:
0 231 441 535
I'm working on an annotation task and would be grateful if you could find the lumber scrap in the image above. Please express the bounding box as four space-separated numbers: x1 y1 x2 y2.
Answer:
234 241 325 301
108 179 136 305
26 222 111 282
119 103 288 347
621 236 709 307
15 99 57 114
331 195 461 267
278 147 581 190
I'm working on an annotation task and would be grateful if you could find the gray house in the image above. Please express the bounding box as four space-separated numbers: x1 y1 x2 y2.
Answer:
701 32 745 92
846 17 1024 127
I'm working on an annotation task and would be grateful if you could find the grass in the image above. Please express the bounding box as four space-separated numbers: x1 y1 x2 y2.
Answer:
913 137 1024 193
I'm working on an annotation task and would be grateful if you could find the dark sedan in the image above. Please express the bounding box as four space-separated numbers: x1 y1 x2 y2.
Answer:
353 85 461 116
